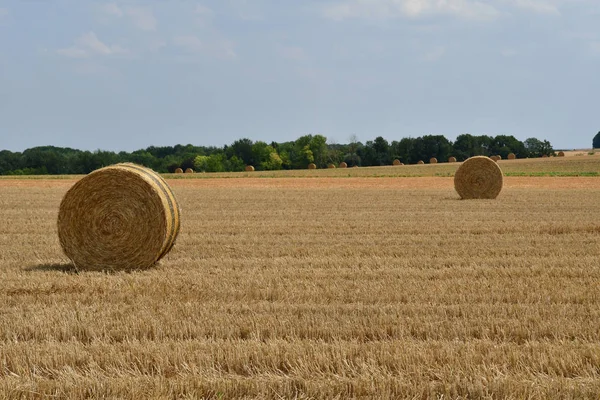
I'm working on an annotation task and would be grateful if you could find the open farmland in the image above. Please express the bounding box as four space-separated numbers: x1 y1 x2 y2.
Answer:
1 157 600 399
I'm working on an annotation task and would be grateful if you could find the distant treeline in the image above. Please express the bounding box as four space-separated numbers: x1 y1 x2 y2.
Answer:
0 134 555 175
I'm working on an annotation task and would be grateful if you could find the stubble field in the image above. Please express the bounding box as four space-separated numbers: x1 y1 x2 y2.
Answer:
1 157 600 399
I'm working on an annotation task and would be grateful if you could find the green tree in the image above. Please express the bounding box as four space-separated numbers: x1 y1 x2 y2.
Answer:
490 135 527 159
524 138 554 157
593 131 600 149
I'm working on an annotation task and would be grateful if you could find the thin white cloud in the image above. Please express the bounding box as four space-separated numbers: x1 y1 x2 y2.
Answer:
422 46 446 61
322 0 500 21
125 7 157 31
100 3 123 18
510 0 560 15
57 32 128 58
99 3 156 31
173 35 236 59
501 48 518 57
173 35 204 52
280 46 308 61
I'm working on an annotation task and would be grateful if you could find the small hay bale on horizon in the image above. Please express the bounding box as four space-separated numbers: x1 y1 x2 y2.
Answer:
308 163 317 169
245 165 255 172
430 157 438 164
417 160 425 165
448 156 457 163
174 168 184 174
490 155 499 162
558 151 565 157
57 163 181 271
184 168 194 174
393 159 401 166
454 156 503 200
542 154 549 158
327 163 336 169
339 162 348 168
508 153 516 160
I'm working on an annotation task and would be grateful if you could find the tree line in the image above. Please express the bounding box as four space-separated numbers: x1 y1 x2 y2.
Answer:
0 134 555 175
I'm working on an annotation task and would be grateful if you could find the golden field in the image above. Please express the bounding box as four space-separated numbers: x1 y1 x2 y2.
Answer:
1 156 600 399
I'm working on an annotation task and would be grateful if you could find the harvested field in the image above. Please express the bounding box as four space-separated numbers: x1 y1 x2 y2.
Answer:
1 158 600 398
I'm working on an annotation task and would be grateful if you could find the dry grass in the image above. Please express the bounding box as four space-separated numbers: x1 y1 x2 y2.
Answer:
1 162 600 398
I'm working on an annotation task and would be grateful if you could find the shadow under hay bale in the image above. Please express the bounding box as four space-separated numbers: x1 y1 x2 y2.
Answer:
24 263 79 273
57 163 181 272
454 156 503 200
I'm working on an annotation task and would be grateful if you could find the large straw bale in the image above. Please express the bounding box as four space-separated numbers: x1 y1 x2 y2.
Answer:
57 163 181 271
454 156 503 200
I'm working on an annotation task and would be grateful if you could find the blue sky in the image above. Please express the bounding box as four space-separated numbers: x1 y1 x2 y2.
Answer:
0 0 598 152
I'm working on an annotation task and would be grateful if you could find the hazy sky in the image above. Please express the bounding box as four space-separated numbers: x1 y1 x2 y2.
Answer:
1 0 598 152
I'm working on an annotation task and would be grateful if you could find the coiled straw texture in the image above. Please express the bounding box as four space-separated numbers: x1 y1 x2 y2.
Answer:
57 163 181 271
454 156 503 200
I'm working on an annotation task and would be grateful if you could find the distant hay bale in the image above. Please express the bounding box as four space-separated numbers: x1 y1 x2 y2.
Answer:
417 160 425 165
393 159 401 166
448 157 457 163
507 153 516 160
542 154 548 158
352 165 359 168
339 162 348 168
57 163 181 271
245 165 255 172
454 156 503 200
174 168 184 174
558 151 565 157
327 163 336 169
308 163 317 169
496 155 502 160
184 168 194 174
430 157 438 164
490 155 499 162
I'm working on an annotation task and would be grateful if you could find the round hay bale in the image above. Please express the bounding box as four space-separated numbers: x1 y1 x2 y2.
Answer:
245 165 255 172
558 151 565 157
497 155 502 160
417 160 425 165
454 156 503 200
542 154 548 158
327 163 336 169
174 168 183 174
448 156 457 163
490 155 499 162
339 162 348 168
184 168 194 174
57 163 181 271
308 163 317 170
430 157 438 164
352 165 359 168
393 159 401 166
507 153 516 160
